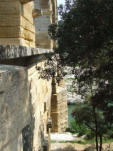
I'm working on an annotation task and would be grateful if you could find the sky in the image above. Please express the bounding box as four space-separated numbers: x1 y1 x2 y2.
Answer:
57 0 65 20
57 0 65 6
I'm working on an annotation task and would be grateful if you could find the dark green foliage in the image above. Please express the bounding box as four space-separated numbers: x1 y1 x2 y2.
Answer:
49 1 113 150
72 102 113 151
67 119 89 136
72 103 111 136
49 0 113 66
71 119 89 136
68 105 90 136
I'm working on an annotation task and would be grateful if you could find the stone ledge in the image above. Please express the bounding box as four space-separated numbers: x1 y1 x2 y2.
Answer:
0 64 25 73
0 45 53 60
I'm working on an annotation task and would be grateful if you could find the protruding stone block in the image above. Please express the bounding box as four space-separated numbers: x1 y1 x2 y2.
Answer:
0 0 35 47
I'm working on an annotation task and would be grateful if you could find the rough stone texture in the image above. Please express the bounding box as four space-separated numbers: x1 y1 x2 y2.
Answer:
0 0 68 150
0 59 53 151
0 0 35 47
34 0 57 49
0 53 68 150
0 0 57 48
0 65 30 151
28 59 52 151
0 45 53 60
51 79 68 132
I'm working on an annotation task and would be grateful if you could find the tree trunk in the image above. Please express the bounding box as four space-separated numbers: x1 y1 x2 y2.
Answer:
99 135 102 151
95 134 98 151
93 106 98 151
95 133 98 151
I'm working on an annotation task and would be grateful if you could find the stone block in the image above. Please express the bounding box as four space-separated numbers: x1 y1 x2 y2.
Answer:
0 0 35 47
0 15 20 26
34 10 53 49
28 59 52 151
0 38 24 47
51 112 58 132
0 1 21 15
51 85 68 133
21 16 34 32
20 27 35 42
23 1 34 23
0 26 20 38
0 45 53 60
0 65 30 151
35 33 53 49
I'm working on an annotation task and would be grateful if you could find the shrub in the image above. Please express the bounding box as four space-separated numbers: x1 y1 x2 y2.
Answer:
69 119 89 136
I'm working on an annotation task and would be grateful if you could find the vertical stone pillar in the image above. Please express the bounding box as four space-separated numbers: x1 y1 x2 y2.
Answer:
51 0 58 23
34 0 57 49
51 78 68 132
51 78 58 132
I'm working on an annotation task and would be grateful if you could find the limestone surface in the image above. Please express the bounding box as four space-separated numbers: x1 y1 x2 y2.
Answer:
0 65 30 151
0 0 35 47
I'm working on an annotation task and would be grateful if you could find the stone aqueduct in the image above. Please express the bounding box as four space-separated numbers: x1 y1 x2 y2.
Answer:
0 0 68 151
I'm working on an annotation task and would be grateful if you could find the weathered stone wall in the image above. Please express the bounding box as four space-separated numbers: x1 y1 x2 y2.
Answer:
0 0 68 151
20 1 35 47
0 0 57 48
0 45 53 60
0 0 35 47
0 56 53 151
51 79 68 132
34 0 57 49
0 65 30 151
28 58 52 151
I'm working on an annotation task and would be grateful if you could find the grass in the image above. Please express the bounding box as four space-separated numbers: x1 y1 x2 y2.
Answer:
103 138 113 143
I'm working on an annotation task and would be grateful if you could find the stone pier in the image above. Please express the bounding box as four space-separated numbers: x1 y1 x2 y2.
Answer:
0 0 68 151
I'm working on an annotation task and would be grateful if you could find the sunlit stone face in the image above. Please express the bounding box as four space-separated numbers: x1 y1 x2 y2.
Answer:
0 0 35 47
